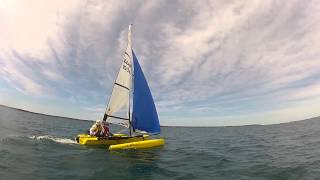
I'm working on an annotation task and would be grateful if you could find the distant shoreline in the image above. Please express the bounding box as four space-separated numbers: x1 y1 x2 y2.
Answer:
0 104 90 122
0 104 319 128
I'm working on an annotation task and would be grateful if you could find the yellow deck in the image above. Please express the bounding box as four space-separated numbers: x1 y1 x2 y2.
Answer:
75 134 150 146
76 134 164 150
109 139 165 150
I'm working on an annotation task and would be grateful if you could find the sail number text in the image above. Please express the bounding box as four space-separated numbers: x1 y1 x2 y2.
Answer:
123 57 132 74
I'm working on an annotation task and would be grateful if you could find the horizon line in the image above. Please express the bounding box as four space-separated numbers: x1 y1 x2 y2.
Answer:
1 104 318 128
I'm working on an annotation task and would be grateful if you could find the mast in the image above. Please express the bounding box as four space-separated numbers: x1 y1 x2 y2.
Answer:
128 24 133 136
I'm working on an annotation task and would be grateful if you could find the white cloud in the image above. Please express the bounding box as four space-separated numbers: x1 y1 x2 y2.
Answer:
287 83 320 101
0 56 43 95
85 104 105 113
152 0 320 111
0 0 79 58
0 0 320 125
0 0 80 95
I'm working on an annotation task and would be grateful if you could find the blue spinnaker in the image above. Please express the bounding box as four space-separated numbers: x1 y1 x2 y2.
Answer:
132 51 160 134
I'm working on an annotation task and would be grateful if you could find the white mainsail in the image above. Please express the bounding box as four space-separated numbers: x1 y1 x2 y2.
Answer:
103 25 133 128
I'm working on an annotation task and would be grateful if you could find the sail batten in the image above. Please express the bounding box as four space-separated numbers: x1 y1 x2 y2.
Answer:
105 114 130 121
114 83 130 90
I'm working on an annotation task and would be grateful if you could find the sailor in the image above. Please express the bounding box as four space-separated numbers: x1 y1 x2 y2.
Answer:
89 120 103 137
101 121 111 137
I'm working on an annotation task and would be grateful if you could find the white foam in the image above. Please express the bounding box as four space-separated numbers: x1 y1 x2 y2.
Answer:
30 135 76 144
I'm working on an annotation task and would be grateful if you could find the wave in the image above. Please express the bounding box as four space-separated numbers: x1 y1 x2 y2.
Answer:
30 135 76 144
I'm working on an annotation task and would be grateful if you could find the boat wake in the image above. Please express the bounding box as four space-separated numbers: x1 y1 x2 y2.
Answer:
30 135 76 144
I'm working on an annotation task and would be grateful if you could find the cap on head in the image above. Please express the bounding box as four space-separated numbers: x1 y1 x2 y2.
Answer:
95 119 102 125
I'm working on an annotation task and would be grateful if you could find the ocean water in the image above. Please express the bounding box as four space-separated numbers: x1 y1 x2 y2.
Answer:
1 105 320 180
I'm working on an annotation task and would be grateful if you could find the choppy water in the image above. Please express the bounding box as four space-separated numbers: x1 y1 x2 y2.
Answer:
1 105 320 180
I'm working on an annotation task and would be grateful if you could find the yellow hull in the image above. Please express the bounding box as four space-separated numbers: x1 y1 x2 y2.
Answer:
75 134 150 145
109 139 165 150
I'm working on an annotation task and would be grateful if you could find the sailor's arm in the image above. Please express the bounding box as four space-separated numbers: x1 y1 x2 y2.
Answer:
89 125 97 136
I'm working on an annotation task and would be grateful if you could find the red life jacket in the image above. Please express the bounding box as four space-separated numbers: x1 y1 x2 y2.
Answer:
102 126 110 136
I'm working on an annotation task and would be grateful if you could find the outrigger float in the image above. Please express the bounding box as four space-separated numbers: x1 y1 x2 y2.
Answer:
76 25 165 150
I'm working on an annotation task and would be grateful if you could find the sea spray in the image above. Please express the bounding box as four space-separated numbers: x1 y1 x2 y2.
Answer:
30 135 76 144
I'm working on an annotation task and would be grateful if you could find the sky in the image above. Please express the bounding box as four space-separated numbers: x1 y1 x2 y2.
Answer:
0 0 320 126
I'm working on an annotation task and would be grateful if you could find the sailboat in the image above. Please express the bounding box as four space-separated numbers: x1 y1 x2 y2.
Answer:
75 25 165 150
